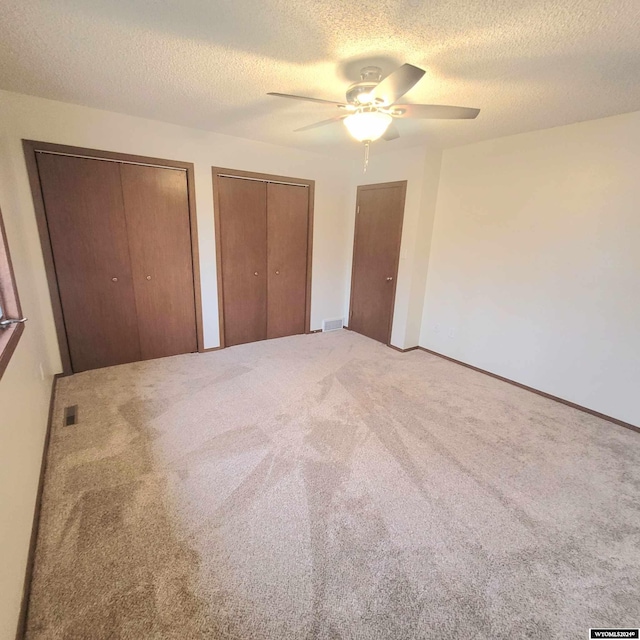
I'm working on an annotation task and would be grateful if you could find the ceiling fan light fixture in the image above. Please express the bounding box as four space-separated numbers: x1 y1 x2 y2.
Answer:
343 110 393 142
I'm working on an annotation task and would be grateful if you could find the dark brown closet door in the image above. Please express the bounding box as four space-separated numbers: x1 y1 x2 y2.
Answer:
266 183 309 339
349 182 406 344
119 164 197 360
36 154 141 372
218 177 267 346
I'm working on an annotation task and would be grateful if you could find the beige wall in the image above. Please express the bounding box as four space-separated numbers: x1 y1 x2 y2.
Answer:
420 111 640 426
0 99 59 638
0 88 354 637
343 145 442 349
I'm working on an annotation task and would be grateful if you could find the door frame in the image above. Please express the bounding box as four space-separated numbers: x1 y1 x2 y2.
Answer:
348 180 407 346
23 140 205 375
211 167 315 349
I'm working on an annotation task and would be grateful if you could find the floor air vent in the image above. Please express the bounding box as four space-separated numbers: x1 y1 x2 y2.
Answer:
64 405 79 426
322 318 344 332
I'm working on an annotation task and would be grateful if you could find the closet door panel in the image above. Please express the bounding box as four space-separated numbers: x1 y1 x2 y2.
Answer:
120 164 197 360
266 183 309 339
36 154 141 372
218 177 267 346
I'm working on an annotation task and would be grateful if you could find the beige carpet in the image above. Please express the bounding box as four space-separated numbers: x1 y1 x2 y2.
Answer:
26 330 640 639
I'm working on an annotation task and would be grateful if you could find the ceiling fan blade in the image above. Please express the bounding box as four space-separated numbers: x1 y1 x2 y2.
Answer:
383 122 400 141
294 116 346 132
267 92 346 107
370 64 426 106
393 104 480 119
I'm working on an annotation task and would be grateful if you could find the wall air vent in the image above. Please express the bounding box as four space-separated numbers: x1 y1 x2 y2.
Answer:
322 318 344 332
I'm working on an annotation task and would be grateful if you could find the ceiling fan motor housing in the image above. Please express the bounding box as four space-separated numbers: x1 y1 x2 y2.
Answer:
346 66 383 104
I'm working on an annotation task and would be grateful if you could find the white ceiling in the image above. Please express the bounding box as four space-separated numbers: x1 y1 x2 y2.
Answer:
1 0 640 154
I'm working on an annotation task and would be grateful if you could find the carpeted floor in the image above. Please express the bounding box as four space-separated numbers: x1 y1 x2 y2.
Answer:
26 330 640 639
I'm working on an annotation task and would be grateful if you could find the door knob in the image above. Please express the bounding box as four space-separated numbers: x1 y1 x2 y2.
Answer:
254 272 259 276
111 277 118 282
146 275 152 280
386 277 394 281
275 270 280 275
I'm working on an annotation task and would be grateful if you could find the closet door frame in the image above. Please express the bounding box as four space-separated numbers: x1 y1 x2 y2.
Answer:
23 140 204 375
211 167 315 349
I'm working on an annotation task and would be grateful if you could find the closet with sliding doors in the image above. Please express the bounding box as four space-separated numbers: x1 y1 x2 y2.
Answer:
25 141 201 374
213 168 314 347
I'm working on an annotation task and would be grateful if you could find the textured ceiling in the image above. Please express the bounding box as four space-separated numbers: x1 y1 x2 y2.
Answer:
1 0 640 154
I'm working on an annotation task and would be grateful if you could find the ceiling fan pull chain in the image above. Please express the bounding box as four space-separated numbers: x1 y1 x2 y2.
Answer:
363 141 370 173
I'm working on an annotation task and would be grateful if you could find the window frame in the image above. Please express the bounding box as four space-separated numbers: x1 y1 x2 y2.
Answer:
0 206 26 380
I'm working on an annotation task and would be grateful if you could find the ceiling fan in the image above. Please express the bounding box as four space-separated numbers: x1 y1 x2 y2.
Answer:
268 63 480 144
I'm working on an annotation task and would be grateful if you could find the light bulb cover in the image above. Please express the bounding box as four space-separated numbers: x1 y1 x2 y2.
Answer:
344 110 393 142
